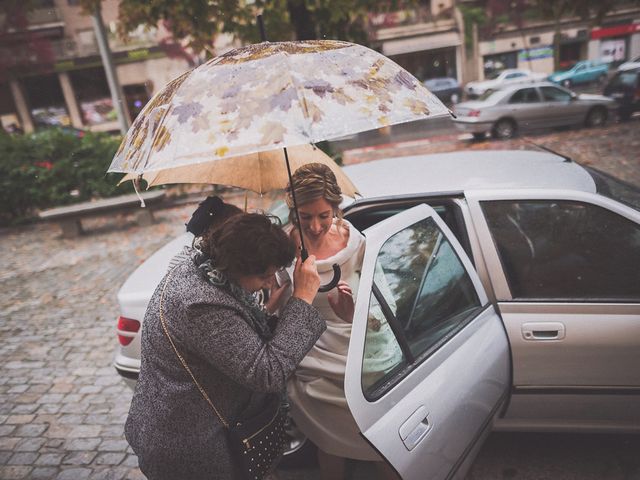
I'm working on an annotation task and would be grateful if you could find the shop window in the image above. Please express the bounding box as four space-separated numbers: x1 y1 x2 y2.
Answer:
22 74 70 128
483 52 517 79
70 68 116 126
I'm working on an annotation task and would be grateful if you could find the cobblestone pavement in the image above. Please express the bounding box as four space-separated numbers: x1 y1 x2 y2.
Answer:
1 121 639 479
0 191 287 480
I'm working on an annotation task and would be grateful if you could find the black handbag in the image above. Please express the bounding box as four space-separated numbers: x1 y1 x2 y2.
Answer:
158 268 288 480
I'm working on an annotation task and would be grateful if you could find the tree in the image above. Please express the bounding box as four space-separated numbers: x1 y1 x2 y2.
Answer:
79 0 392 57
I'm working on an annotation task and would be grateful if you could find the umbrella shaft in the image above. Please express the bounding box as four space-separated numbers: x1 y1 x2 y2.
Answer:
283 147 308 261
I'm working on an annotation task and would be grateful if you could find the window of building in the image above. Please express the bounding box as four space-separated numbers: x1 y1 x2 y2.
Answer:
483 51 518 79
22 74 70 128
481 200 640 301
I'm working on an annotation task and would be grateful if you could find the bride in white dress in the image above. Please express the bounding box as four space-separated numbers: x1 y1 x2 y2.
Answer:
284 163 401 480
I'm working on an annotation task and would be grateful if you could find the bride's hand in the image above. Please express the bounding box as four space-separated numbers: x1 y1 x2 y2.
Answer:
265 280 291 314
328 281 354 323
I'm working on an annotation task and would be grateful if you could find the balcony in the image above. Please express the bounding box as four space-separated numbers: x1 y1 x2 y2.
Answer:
369 6 456 41
0 34 162 73
0 7 64 33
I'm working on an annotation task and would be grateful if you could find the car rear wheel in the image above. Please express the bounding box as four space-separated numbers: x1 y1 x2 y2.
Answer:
585 107 607 127
492 119 517 139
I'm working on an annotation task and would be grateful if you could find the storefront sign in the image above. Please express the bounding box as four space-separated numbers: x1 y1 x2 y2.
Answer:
591 23 640 40
518 46 553 62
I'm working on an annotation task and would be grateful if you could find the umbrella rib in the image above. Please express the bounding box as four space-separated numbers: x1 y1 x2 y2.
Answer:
281 51 314 142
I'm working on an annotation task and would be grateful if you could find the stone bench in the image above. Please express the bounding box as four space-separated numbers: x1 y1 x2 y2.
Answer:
39 190 166 238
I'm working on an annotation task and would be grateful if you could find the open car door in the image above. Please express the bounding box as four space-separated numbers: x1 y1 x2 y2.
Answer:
345 204 510 480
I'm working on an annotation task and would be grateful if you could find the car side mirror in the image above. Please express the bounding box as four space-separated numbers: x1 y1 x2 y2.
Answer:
570 93 578 101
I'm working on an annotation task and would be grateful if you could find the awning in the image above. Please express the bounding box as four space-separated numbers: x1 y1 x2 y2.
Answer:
382 31 461 56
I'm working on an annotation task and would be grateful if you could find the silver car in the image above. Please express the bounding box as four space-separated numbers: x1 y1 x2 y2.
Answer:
115 150 640 479
453 82 617 139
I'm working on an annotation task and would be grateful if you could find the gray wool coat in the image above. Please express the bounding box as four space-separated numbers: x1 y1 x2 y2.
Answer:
125 255 325 480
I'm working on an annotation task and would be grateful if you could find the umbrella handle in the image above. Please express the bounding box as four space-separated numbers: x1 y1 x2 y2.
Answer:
318 264 341 293
301 247 342 293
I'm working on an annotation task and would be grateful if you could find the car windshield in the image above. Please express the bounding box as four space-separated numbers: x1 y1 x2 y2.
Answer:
586 167 640 212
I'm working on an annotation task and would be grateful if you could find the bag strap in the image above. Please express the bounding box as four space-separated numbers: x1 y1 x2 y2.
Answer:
158 267 230 429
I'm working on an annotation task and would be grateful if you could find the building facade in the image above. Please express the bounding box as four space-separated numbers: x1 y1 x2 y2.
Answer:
0 0 200 133
474 3 640 81
368 0 466 84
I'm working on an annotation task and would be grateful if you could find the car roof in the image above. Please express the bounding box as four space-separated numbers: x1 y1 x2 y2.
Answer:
343 150 596 199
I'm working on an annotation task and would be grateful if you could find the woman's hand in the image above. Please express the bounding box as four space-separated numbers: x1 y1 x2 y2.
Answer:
328 280 355 323
292 255 320 305
265 280 290 314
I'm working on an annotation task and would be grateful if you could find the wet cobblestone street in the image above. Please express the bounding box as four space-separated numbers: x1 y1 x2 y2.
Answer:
0 207 193 480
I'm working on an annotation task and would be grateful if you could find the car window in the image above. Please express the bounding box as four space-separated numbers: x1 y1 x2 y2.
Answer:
509 87 540 103
361 216 482 398
481 200 640 301
609 71 639 88
505 72 524 79
586 166 640 211
540 86 572 102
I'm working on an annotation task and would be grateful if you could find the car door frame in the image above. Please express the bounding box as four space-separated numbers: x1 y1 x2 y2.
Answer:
344 204 511 479
465 188 640 432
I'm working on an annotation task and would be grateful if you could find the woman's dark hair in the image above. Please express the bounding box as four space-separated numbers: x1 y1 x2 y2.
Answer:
202 213 295 277
187 195 243 237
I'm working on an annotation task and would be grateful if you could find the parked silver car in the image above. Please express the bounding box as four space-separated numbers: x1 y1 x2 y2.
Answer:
464 68 547 98
453 82 617 139
115 150 640 479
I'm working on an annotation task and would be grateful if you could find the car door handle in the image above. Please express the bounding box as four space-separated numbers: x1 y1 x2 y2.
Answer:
522 322 566 341
399 406 431 451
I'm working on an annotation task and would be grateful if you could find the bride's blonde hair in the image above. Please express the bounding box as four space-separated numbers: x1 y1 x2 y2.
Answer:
285 163 343 227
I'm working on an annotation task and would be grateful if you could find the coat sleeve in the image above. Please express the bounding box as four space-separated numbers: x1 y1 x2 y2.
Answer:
183 297 325 393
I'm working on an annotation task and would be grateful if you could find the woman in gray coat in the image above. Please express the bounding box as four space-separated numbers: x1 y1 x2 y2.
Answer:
125 213 325 480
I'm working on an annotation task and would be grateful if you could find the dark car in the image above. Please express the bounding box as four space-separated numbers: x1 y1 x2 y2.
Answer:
603 67 640 121
424 77 462 104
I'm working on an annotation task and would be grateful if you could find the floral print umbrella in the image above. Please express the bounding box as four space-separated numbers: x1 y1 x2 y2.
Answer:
107 40 450 176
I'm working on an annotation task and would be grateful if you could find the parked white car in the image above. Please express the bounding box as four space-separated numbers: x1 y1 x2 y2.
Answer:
465 68 548 98
618 54 640 72
115 150 640 479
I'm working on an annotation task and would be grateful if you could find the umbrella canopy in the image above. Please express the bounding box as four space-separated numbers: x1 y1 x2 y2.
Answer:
108 40 450 176
120 143 359 197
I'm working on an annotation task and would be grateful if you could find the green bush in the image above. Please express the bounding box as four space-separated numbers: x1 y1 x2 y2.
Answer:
0 128 129 226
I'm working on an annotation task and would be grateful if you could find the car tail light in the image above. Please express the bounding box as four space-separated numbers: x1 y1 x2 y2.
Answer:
117 316 140 346
468 109 481 117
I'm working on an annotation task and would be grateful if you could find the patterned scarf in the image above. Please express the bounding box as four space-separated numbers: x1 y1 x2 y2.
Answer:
193 249 273 340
